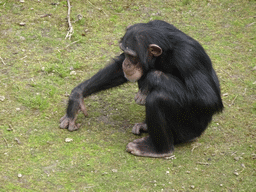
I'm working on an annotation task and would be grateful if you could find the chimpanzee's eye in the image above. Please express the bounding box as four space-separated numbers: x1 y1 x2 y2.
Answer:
129 55 138 64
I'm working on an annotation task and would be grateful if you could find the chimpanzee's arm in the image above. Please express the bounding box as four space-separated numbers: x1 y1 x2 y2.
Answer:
60 54 127 131
75 53 126 97
135 70 187 106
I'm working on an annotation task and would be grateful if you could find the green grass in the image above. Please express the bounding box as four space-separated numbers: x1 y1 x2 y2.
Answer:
0 0 255 191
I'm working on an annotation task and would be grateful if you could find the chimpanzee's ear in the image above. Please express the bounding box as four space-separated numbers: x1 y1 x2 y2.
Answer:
149 44 162 57
126 25 132 30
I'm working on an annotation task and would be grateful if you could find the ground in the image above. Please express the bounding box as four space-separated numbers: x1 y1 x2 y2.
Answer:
0 0 255 191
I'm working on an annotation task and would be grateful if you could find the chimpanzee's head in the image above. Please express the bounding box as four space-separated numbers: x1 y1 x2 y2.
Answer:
119 23 163 82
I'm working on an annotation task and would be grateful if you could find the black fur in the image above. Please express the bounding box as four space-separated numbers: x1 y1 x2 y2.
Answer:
64 20 223 154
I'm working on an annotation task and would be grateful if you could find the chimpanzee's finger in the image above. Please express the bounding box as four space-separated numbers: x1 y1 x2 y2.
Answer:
132 124 141 135
60 115 67 123
79 100 88 117
60 116 69 129
67 121 79 131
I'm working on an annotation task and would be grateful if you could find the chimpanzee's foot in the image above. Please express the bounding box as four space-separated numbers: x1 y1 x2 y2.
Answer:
59 115 80 131
132 123 148 135
126 136 173 158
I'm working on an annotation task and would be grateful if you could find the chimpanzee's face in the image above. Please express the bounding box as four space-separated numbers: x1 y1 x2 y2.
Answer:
119 43 143 82
119 26 163 82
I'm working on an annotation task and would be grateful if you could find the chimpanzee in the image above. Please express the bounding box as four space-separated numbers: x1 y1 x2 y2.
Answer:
60 20 223 158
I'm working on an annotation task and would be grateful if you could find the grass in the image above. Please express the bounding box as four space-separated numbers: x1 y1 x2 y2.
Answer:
0 0 255 191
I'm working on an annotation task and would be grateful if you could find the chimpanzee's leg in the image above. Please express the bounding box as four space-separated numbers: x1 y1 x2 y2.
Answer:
132 77 149 135
126 90 174 157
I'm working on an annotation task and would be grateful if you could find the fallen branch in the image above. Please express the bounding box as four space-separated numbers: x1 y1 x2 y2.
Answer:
65 0 74 40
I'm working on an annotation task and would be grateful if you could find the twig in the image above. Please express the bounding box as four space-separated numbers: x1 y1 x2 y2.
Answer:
196 162 211 165
229 95 238 107
3 137 8 148
243 88 247 96
66 39 81 48
0 57 6 65
20 55 27 60
88 0 108 16
40 13 52 18
165 155 176 160
65 0 74 40
7 124 13 131
246 22 256 27
191 143 202 153
220 69 232 78
14 137 21 145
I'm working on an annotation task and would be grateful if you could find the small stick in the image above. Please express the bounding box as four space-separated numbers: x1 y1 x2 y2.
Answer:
246 22 255 27
14 137 21 145
0 57 6 65
165 155 176 160
3 137 8 148
66 39 81 48
243 88 247 96
196 162 211 165
88 0 108 16
20 55 27 60
191 143 202 152
229 95 238 107
40 14 52 18
65 0 74 40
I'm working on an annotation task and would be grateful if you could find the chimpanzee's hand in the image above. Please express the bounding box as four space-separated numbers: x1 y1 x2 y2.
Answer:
59 92 88 131
134 89 148 105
